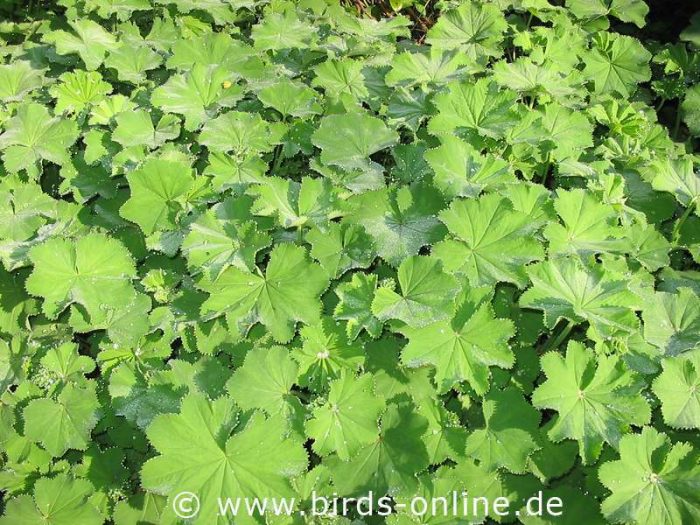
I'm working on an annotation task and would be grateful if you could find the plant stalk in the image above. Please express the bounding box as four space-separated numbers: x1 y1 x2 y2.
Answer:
540 319 576 353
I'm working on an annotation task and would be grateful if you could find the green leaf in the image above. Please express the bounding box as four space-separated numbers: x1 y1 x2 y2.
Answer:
166 32 253 71
306 372 385 460
200 243 328 343
296 317 365 391
74 291 151 347
428 78 518 139
0 269 36 340
371 255 459 328
433 194 545 287
312 59 368 107
200 110 279 155
249 176 340 230
112 493 166 525
108 363 183 430
44 19 118 70
0 180 56 241
520 258 641 338
23 383 101 457
312 111 398 174
385 48 469 88
426 2 507 62
0 61 43 103
40 342 95 383
205 151 268 191
141 393 307 524
401 287 515 394
153 0 238 24
182 201 271 278
226 346 301 419
49 70 111 114
104 42 162 84
544 188 625 257
643 288 700 356
333 273 384 341
119 158 195 235
251 11 317 50
112 109 180 149
307 222 375 278
599 427 700 525
151 65 243 130
415 397 468 464
681 84 700 137
88 94 136 125
26 233 136 321
681 12 700 46
540 102 594 161
492 58 581 101
425 135 514 198
653 350 700 429
465 387 541 473
257 79 321 118
0 103 79 175
1 3 699 522
583 33 652 97
328 400 429 495
567 0 649 28
0 474 103 525
532 341 651 464
649 157 700 210
85 0 150 20
348 184 446 266
626 220 671 271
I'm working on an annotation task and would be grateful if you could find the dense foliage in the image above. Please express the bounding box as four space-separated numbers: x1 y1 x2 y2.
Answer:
0 0 699 524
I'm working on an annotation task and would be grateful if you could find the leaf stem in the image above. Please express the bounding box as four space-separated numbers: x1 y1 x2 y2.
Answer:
672 104 682 139
539 151 553 186
293 389 312 403
541 319 576 353
271 144 283 175
655 97 666 112
672 198 697 246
